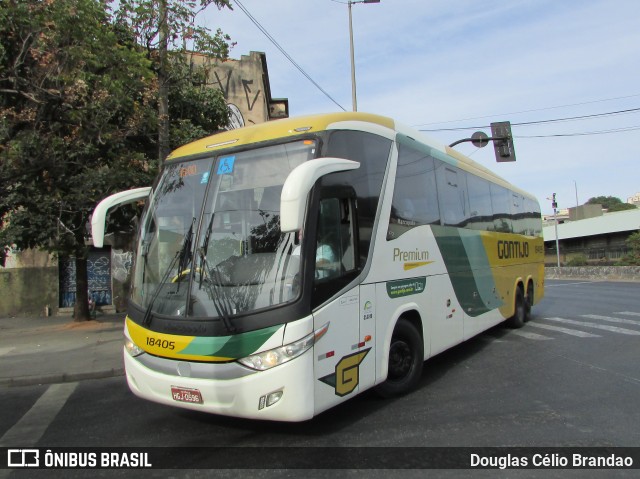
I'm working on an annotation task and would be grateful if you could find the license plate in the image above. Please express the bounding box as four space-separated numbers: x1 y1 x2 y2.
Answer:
171 386 203 404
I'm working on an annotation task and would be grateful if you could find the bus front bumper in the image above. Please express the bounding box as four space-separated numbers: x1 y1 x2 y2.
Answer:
124 348 315 422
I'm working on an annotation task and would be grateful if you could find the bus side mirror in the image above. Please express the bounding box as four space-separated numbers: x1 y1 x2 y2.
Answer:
280 158 360 233
91 187 152 247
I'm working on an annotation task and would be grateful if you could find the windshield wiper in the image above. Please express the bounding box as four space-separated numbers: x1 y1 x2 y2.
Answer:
206 263 237 333
142 218 195 326
196 216 237 333
198 213 215 290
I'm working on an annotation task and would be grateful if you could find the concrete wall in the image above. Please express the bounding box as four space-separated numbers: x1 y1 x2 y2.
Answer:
546 266 640 282
1 249 58 317
0 267 59 317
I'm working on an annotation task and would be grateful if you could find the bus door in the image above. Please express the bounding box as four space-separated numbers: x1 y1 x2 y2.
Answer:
311 195 373 413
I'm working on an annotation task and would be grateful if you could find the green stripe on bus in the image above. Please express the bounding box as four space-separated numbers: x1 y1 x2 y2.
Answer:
432 226 492 317
179 325 282 359
458 230 504 312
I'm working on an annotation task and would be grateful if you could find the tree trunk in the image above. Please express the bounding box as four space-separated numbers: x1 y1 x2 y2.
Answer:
158 0 170 168
74 255 91 322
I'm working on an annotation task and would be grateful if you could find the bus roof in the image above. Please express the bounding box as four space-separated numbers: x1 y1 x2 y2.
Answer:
166 111 536 202
166 112 395 160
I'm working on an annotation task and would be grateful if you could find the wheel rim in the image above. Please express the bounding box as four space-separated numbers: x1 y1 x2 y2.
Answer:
388 339 413 381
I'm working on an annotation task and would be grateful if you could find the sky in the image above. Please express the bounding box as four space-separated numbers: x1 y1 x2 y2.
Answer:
200 0 640 215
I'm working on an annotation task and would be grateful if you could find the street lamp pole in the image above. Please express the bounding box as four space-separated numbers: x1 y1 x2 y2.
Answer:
348 1 357 111
550 193 561 268
348 0 380 112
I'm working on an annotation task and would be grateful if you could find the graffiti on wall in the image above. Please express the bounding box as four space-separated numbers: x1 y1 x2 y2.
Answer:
112 249 133 283
206 65 264 129
59 250 112 307
210 70 263 112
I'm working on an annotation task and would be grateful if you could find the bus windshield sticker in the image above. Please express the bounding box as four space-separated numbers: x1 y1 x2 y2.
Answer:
179 164 197 177
200 171 210 184
386 277 426 298
217 156 236 175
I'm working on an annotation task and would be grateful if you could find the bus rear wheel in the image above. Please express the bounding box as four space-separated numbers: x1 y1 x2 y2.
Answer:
507 286 526 328
375 319 423 398
524 283 534 322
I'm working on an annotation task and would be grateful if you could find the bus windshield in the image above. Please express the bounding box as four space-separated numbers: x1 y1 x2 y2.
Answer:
130 140 317 321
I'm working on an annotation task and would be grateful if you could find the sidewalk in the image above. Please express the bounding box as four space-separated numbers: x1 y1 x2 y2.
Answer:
0 313 126 387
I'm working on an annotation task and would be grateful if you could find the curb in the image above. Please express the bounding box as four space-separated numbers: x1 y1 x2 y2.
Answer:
0 368 125 388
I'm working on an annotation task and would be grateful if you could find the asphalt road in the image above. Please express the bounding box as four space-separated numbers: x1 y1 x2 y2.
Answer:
1 280 639 477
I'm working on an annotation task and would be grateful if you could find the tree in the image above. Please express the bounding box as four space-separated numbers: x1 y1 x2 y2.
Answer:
114 0 234 166
0 0 157 320
1 0 232 321
586 196 637 212
617 231 640 266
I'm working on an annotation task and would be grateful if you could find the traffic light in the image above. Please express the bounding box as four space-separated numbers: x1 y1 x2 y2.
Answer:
552 193 558 210
490 121 516 162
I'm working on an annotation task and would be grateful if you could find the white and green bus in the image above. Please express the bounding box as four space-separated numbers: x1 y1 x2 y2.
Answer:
92 112 544 421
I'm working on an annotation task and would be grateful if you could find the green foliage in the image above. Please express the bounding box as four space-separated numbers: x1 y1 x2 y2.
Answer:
608 202 636 212
566 254 588 267
616 231 640 266
0 0 157 258
167 57 229 147
114 0 233 162
114 0 234 59
586 196 636 211
0 0 232 318
1 0 231 258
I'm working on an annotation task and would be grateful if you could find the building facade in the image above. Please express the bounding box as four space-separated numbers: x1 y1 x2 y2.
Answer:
543 208 640 265
190 50 288 127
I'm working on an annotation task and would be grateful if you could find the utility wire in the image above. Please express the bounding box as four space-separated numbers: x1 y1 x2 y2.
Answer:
516 125 640 139
419 107 640 132
413 93 640 127
233 0 347 111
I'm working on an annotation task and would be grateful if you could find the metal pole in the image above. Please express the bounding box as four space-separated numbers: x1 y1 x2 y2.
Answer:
554 208 561 268
348 1 357 112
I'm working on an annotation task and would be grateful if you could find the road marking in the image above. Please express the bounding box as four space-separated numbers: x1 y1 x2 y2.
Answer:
544 317 640 336
528 322 600 338
0 382 78 447
616 311 640 317
510 330 552 340
549 281 598 287
582 314 640 327
0 347 14 357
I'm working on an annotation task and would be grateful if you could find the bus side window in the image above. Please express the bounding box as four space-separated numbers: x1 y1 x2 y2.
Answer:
436 164 469 228
312 197 358 307
388 141 440 240
315 198 356 280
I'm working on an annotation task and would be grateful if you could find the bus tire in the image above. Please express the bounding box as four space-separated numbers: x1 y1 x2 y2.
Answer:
375 319 424 398
507 286 526 328
524 283 534 322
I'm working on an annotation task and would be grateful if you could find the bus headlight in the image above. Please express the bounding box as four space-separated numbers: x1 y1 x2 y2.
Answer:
124 337 144 357
238 322 329 371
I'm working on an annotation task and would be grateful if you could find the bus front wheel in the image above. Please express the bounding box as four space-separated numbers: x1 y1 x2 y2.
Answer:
375 319 424 398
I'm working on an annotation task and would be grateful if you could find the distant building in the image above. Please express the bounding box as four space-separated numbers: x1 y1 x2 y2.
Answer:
542 208 570 226
568 204 603 221
543 208 640 265
628 192 640 207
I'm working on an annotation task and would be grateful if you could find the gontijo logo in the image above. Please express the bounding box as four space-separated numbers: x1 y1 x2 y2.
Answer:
496 240 529 259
